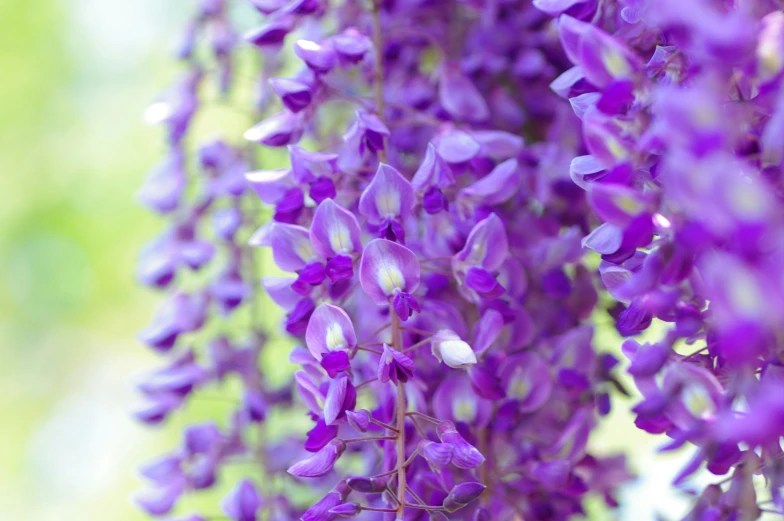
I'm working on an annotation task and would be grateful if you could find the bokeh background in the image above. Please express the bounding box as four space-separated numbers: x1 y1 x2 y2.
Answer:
0 2 749 521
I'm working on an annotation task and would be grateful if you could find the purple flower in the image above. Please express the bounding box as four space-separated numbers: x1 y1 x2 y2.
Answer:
305 303 357 360
301 481 350 521
305 418 338 452
558 15 643 88
288 438 346 478
359 239 421 320
442 482 486 512
244 18 293 48
221 480 262 521
323 373 357 424
437 421 485 469
269 77 313 113
294 40 337 74
310 199 362 260
345 409 370 432
418 440 453 468
328 503 360 517
342 110 389 154
438 62 489 122
330 28 372 64
377 343 415 385
359 163 414 241
244 111 304 147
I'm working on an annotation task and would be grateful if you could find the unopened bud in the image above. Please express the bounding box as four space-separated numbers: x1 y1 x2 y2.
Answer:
431 330 477 369
442 482 486 512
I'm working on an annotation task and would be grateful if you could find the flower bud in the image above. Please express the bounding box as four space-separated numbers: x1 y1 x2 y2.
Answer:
431 330 477 369
418 440 453 468
377 343 416 385
302 481 350 521
295 40 337 74
346 476 387 493
329 502 361 517
345 409 370 433
269 77 312 113
436 421 485 469
331 28 372 64
442 482 486 512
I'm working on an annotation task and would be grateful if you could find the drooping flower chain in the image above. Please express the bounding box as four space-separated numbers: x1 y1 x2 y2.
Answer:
134 0 784 519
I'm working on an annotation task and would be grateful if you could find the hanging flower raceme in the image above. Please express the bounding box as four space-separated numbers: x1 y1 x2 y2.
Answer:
133 0 784 519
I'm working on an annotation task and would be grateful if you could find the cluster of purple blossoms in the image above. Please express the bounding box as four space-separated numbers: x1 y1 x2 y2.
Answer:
133 0 784 519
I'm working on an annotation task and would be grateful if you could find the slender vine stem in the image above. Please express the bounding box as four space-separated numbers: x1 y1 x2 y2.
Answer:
370 0 387 162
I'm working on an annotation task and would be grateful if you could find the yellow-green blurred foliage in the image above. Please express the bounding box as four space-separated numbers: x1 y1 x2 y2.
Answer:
0 1 185 519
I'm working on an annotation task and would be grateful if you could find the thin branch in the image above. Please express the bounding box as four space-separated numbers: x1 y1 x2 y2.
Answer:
344 436 397 444
369 417 400 433
356 377 379 389
403 337 432 354
406 411 441 424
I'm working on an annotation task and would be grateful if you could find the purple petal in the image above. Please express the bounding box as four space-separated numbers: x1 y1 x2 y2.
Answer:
324 374 348 424
468 364 505 400
345 409 370 432
262 276 300 311
294 40 337 74
244 110 303 147
289 145 338 183
569 154 606 190
442 482 486 512
359 163 415 225
222 479 262 521
418 440 454 468
245 168 293 204
305 303 357 360
459 158 520 206
472 130 524 160
269 77 312 113
377 343 416 384
331 28 372 63
558 15 642 89
310 199 363 258
244 18 293 48
329 503 361 517
305 419 338 452
287 438 346 478
550 66 588 99
411 142 455 193
437 421 485 469
137 150 186 213
589 183 654 227
252 223 317 272
434 373 492 427
582 222 623 254
453 213 509 272
498 353 553 413
321 350 351 378
473 309 504 355
434 128 481 164
134 481 183 516
439 62 489 121
359 239 421 304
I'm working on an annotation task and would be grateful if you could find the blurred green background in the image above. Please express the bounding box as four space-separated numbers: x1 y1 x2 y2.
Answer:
0 1 753 520
0 1 182 519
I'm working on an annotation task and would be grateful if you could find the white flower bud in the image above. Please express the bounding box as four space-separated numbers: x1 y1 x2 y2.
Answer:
431 329 477 369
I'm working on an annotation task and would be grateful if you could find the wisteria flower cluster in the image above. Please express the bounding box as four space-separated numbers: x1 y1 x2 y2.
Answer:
133 0 784 519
